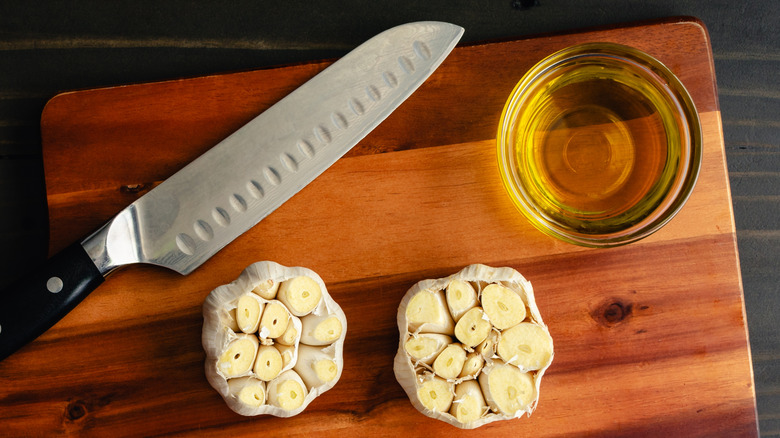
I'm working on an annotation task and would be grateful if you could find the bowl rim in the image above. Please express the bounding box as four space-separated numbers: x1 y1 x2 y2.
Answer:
497 42 703 248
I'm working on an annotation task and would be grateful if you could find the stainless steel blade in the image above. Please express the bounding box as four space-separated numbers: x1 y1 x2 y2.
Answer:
82 21 463 276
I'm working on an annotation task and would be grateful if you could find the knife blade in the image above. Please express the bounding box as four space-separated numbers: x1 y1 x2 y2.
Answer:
0 21 463 361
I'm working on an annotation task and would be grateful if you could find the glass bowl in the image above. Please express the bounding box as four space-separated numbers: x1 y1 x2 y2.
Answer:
497 43 702 247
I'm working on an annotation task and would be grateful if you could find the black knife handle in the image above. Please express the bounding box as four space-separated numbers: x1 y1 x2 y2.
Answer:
0 242 104 361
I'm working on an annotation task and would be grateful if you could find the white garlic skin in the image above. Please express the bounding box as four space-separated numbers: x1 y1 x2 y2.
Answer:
203 261 347 417
393 264 553 429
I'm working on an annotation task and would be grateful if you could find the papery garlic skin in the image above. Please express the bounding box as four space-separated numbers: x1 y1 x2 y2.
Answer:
393 264 553 429
203 261 346 417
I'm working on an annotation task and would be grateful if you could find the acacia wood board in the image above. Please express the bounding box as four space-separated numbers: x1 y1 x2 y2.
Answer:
0 17 758 437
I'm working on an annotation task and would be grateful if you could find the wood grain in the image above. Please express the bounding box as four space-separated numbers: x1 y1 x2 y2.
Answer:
0 18 758 437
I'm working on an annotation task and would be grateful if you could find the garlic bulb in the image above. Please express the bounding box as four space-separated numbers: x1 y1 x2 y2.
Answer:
393 264 553 429
203 261 347 417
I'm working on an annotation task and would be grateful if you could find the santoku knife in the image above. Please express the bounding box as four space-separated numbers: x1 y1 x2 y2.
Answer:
0 21 463 361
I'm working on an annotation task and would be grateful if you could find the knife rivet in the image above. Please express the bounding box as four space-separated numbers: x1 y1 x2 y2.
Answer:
47 276 64 294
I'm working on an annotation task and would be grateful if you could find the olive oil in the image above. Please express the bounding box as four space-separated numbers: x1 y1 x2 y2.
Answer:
511 60 685 235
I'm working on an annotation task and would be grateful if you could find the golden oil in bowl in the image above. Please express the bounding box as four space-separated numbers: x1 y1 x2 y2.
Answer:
498 43 702 247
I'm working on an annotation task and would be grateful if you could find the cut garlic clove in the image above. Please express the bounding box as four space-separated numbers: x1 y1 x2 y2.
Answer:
477 330 499 359
404 333 452 365
481 283 526 330
478 361 536 416
254 345 284 381
294 344 340 390
454 307 492 348
203 261 347 417
225 308 240 332
446 279 478 322
300 313 343 346
459 352 485 379
267 370 308 411
218 334 259 378
277 276 322 317
405 288 455 335
236 293 264 334
432 343 467 380
275 343 298 371
228 377 266 408
450 380 487 424
496 322 553 371
416 374 454 413
252 278 280 300
276 315 301 346
259 300 290 339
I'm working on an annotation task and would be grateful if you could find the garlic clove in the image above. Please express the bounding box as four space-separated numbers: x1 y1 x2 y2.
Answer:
236 293 264 334
450 380 487 424
458 352 485 379
432 343 467 380
267 369 308 411
294 344 340 390
477 330 499 359
254 345 284 381
276 315 301 346
478 360 536 416
445 279 478 322
259 300 290 340
252 278 280 300
496 322 554 371
300 313 343 346
277 276 322 317
481 283 526 330
416 374 454 413
405 288 455 335
403 333 452 365
453 307 492 348
228 377 267 408
217 334 259 378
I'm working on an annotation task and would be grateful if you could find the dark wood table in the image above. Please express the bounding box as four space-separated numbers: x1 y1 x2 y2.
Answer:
1 2 777 436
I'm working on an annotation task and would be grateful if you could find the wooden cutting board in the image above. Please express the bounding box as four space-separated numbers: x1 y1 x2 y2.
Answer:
0 17 758 437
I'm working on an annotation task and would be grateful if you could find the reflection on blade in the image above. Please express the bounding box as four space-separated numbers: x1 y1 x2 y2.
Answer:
82 22 464 276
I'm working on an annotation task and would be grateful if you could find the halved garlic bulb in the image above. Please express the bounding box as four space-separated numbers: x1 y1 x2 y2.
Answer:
203 261 347 417
393 264 553 429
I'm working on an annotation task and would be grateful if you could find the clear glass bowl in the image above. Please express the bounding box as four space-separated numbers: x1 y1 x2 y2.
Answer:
497 43 702 247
